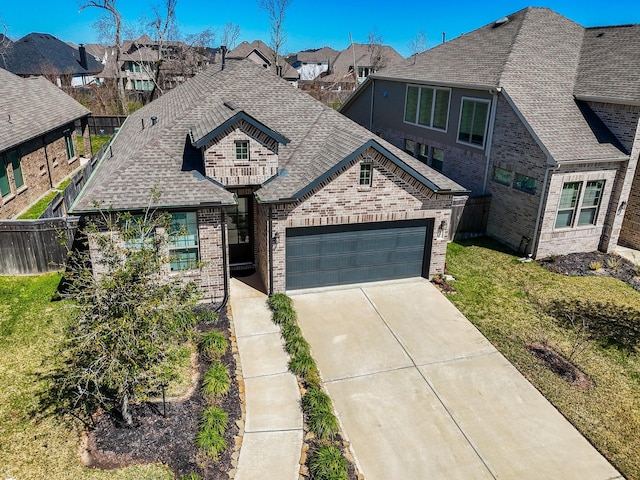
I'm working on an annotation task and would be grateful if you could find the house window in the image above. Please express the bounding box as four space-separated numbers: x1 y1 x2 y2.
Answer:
235 140 249 161
493 167 512 186
417 143 429 164
404 139 415 155
404 85 450 130
169 212 199 271
64 132 75 160
458 98 490 147
514 173 537 195
0 156 10 197
359 162 372 187
432 147 444 171
555 180 605 228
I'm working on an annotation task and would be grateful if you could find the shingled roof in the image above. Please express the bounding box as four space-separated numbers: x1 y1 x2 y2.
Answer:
72 58 465 213
0 67 90 153
0 33 103 76
363 7 633 163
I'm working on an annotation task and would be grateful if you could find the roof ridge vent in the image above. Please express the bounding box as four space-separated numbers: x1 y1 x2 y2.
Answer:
494 16 509 27
223 100 238 110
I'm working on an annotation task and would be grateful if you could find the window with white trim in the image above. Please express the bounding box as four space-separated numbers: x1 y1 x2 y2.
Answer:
458 98 490 148
169 212 199 271
555 180 605 228
404 85 450 130
359 162 372 187
64 131 75 160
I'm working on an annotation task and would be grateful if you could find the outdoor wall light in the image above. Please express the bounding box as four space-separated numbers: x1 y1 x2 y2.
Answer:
618 201 627 214
272 232 279 245
437 220 447 240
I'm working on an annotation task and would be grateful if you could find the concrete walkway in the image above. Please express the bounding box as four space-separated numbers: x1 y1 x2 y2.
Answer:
615 244 640 265
229 277 303 480
291 279 622 480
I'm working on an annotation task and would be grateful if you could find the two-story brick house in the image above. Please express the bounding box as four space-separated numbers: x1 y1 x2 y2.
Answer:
71 58 466 300
0 67 90 219
341 7 640 258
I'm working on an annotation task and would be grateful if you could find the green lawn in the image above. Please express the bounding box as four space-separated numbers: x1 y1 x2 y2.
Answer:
0 274 172 480
76 135 112 158
446 238 640 480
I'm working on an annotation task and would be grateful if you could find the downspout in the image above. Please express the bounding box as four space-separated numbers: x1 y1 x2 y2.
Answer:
481 89 500 194
268 205 274 296
42 137 54 189
530 160 559 257
215 210 230 312
369 79 375 132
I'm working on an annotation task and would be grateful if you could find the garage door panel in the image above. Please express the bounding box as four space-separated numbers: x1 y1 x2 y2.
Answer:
286 219 433 290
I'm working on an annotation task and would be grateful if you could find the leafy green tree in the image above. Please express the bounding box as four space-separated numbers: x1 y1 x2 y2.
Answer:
49 198 200 426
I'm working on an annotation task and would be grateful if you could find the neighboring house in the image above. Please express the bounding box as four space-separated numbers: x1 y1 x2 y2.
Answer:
227 40 299 86
321 43 403 91
0 33 103 87
71 58 466 302
341 7 640 258
0 68 90 218
95 35 212 94
286 46 339 81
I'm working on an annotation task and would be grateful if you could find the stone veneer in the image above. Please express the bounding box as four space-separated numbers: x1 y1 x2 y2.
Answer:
1 124 83 218
256 147 453 293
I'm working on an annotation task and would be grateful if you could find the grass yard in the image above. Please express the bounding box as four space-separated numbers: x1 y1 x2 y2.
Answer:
76 135 112 158
0 274 172 480
446 238 640 480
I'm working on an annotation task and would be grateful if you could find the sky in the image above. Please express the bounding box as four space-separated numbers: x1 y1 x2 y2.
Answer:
1 0 639 57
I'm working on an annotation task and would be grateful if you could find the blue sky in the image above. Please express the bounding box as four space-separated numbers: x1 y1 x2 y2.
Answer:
1 1 638 57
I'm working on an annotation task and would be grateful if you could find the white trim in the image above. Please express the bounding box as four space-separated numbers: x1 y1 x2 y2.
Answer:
456 96 491 150
403 84 451 132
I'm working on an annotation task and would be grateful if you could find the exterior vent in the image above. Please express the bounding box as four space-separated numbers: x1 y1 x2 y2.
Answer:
151 116 158 126
494 16 509 27
224 100 238 110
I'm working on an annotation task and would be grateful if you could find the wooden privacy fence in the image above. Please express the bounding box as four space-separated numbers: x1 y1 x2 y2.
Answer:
450 195 491 240
0 218 79 275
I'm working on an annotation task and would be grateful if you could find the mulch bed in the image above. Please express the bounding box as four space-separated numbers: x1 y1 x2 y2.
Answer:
539 251 640 292
82 308 241 479
526 342 595 390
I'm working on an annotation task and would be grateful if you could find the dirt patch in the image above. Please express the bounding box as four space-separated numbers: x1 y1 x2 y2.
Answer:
81 309 241 479
539 251 640 291
526 342 594 390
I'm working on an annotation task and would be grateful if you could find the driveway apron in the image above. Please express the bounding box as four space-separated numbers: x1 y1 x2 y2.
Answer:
291 279 621 480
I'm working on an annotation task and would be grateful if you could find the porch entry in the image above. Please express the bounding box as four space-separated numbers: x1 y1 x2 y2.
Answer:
228 195 254 269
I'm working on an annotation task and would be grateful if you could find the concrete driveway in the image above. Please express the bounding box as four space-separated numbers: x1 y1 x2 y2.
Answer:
291 279 621 480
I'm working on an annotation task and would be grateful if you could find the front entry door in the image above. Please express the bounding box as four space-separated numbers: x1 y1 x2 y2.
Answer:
228 196 254 267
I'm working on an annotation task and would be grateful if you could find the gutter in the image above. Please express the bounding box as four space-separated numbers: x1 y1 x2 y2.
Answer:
367 74 496 93
574 94 640 108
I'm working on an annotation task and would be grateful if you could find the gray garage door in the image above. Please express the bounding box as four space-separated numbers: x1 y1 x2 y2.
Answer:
286 219 434 290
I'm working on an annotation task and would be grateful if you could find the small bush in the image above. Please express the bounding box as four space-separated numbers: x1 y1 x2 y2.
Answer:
289 350 317 377
200 330 228 359
304 367 323 390
202 362 230 399
281 322 303 342
268 293 293 311
309 445 348 480
302 388 340 440
588 261 602 271
201 405 228 435
285 334 310 357
607 257 622 270
273 307 297 326
198 309 218 324
179 474 203 480
196 428 227 460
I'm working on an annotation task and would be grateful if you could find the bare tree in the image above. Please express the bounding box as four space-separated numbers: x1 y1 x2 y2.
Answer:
220 22 241 49
146 0 178 101
79 0 128 114
408 30 427 63
0 17 13 70
367 29 386 73
258 0 292 76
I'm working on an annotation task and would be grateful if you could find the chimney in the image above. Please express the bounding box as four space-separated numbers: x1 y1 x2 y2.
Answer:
79 44 88 70
220 45 227 71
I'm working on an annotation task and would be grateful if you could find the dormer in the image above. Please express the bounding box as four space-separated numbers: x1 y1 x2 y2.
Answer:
189 105 289 187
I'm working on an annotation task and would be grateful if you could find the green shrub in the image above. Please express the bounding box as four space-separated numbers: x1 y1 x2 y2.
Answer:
588 261 602 271
201 405 228 435
273 307 297 326
196 428 227 460
200 330 228 359
202 362 230 399
289 350 317 378
304 367 323 390
309 445 348 480
281 322 302 342
302 388 339 440
179 474 203 480
198 309 218 324
268 293 293 311
285 334 310 357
